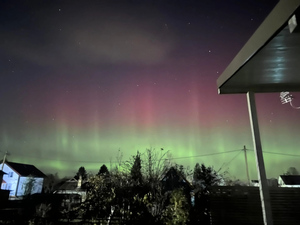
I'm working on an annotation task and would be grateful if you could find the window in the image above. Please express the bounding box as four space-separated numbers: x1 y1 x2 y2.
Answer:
9 172 13 177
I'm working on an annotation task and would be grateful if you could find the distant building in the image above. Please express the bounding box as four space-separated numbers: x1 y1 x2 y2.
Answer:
278 175 300 187
54 177 87 210
251 178 278 187
0 160 46 197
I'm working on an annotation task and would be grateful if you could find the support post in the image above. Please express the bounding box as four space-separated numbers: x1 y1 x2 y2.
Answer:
247 92 273 225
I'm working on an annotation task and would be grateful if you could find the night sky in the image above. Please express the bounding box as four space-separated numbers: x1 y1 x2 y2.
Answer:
1 0 300 180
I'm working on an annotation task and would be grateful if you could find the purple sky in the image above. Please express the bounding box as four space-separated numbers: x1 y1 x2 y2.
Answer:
1 0 300 180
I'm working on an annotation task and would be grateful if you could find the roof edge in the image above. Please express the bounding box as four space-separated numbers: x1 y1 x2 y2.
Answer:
217 0 300 94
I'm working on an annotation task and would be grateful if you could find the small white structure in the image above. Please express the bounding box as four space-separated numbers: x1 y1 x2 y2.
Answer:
278 175 300 188
251 178 278 187
0 161 46 197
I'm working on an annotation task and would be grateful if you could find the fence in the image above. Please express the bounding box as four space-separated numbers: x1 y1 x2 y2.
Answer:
210 186 300 225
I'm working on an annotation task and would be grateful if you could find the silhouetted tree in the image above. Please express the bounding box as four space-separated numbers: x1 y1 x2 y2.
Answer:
285 167 299 175
43 173 60 193
74 166 87 180
192 163 223 225
143 148 171 184
163 188 190 225
79 175 114 221
131 152 143 185
193 163 221 193
97 164 109 176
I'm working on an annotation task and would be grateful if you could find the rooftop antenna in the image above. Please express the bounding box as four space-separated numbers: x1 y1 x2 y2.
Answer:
1 151 9 171
280 91 300 109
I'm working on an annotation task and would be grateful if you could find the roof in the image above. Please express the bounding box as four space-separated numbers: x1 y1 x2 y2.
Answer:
3 161 46 178
57 178 78 190
217 0 300 94
56 178 88 191
279 175 300 185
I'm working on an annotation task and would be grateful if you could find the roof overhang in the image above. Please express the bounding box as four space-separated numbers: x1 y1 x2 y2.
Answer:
217 0 300 94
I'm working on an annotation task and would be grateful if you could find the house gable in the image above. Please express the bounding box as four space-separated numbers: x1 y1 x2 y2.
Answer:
0 161 46 197
0 163 21 196
4 161 46 178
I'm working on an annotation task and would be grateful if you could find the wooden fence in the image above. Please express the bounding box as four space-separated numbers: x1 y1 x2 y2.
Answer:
210 186 300 225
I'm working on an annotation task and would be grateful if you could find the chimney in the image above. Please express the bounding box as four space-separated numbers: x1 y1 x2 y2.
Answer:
77 175 82 188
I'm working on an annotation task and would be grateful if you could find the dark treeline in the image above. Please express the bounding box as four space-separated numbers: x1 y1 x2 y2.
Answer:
2 149 229 225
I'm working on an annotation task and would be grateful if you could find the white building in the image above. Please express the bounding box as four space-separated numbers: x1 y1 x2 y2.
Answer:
0 161 46 197
278 175 300 188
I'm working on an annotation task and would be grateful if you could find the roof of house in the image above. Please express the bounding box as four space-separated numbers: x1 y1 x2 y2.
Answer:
57 178 78 190
3 161 46 178
217 0 300 94
279 175 300 185
55 177 88 191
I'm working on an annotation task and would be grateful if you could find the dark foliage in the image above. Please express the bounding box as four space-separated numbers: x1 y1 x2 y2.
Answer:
97 164 109 176
191 163 222 224
130 152 143 185
74 166 87 180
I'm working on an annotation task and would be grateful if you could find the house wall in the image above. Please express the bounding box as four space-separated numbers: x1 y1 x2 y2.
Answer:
0 163 20 196
16 177 44 196
278 177 284 186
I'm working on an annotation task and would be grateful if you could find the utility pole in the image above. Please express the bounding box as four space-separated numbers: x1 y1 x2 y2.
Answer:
243 145 250 186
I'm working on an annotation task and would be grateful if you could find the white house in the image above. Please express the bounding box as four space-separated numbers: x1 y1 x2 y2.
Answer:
278 175 300 188
0 160 46 197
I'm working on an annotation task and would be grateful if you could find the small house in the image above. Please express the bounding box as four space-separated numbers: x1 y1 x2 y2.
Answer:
54 177 87 210
278 175 300 187
0 160 46 197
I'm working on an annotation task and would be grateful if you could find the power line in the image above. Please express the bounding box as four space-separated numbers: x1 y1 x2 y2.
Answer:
10 149 242 164
262 151 300 157
171 149 241 160
248 149 300 157
11 149 300 165
217 150 242 173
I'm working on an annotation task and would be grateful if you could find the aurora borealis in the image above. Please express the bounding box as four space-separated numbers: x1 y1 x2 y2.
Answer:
1 0 300 180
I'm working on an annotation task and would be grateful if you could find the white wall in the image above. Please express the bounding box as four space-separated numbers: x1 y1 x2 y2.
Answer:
0 163 20 196
1 163 44 196
17 176 44 196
